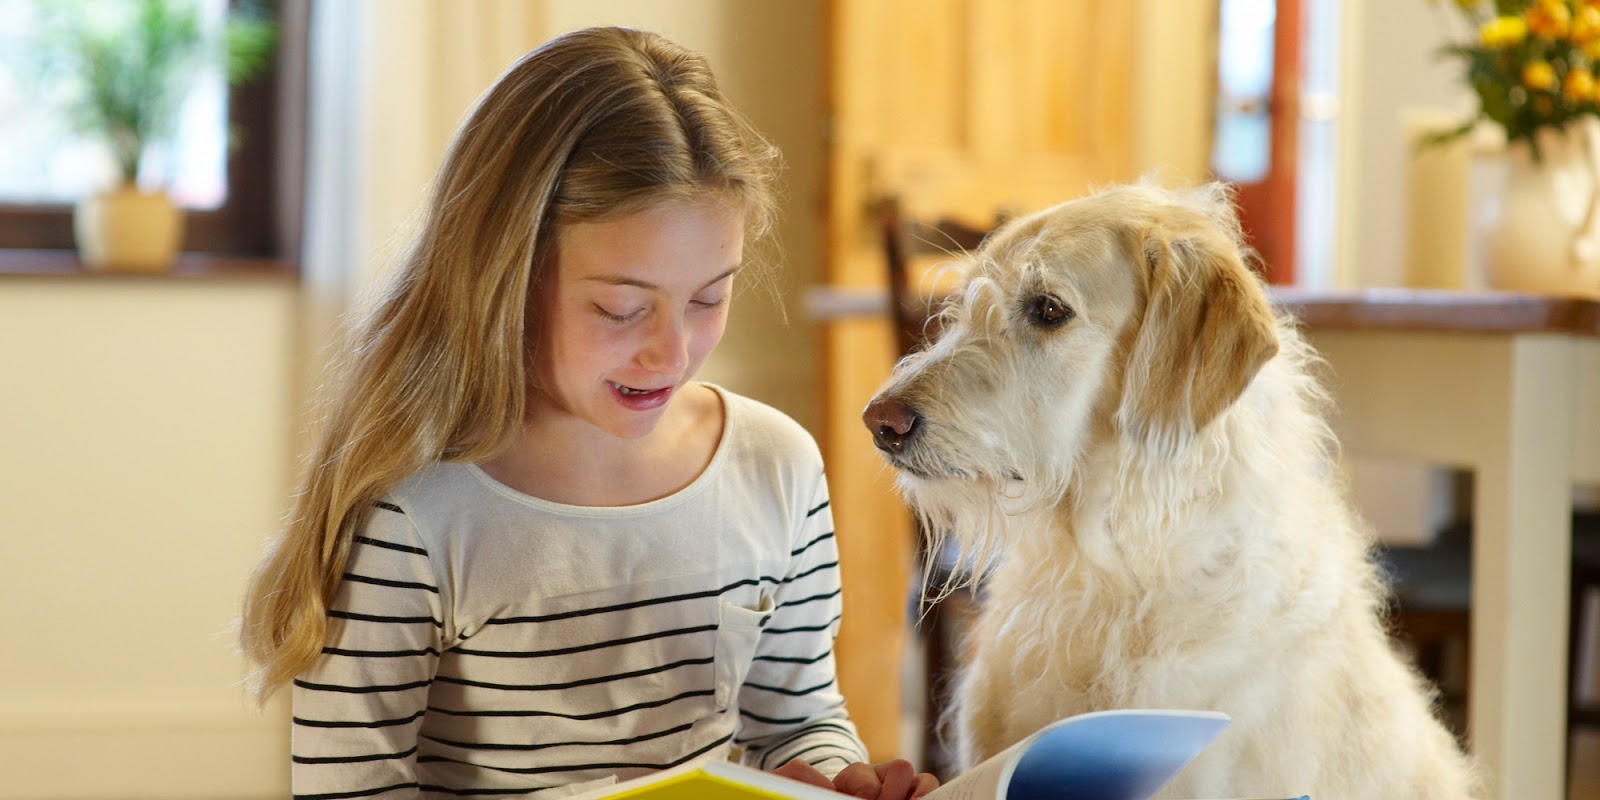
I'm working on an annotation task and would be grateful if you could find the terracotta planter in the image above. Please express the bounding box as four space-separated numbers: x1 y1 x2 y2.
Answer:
1482 117 1600 297
72 186 184 272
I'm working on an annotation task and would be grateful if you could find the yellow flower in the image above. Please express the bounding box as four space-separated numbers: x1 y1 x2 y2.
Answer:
1481 15 1529 47
1524 59 1559 90
1526 0 1573 40
1573 4 1600 43
1437 0 1600 145
1566 66 1597 102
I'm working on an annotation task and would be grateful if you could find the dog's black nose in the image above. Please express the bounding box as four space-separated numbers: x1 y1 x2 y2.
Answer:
862 397 921 453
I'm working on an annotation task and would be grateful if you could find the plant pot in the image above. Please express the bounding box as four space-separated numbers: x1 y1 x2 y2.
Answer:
1482 118 1600 297
72 186 184 272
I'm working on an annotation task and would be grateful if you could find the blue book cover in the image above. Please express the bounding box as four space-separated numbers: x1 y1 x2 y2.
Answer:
925 709 1304 800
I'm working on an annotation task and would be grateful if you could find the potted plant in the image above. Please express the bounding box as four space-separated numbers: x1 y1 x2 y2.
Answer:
31 0 275 272
1428 0 1600 296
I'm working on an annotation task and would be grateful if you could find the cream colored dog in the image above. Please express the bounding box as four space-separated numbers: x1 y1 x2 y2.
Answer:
862 183 1477 798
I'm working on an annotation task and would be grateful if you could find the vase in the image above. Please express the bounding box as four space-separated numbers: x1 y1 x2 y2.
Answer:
72 185 184 273
1482 117 1600 297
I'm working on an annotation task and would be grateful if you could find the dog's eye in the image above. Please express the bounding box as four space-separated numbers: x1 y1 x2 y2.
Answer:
1025 294 1074 328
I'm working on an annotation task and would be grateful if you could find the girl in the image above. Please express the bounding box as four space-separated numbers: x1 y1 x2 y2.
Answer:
239 26 936 800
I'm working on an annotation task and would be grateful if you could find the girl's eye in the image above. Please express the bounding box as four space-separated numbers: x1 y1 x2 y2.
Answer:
691 294 728 310
595 304 644 323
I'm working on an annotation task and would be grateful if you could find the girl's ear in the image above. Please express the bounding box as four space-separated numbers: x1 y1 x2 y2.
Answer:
1117 226 1279 442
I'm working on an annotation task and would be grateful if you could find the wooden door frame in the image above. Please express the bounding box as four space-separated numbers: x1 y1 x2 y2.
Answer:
1228 0 1300 285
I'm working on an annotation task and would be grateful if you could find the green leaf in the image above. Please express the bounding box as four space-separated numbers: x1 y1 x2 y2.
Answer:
21 0 279 187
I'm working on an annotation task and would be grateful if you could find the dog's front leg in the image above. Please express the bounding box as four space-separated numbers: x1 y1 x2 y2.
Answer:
950 652 1011 770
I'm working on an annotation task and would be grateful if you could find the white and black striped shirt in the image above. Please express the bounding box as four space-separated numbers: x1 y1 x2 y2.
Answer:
291 387 867 799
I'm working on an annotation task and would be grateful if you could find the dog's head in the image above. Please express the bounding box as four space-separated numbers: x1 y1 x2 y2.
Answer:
863 182 1279 502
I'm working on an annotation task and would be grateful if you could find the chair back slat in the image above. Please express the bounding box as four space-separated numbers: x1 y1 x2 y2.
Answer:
879 198 997 357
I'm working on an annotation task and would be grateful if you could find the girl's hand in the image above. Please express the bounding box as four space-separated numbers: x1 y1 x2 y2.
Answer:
772 757 939 799
772 759 836 791
831 759 939 800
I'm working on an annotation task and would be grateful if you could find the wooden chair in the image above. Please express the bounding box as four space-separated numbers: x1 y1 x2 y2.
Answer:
1379 523 1474 740
1568 513 1600 780
1380 510 1600 791
879 197 992 358
878 197 997 780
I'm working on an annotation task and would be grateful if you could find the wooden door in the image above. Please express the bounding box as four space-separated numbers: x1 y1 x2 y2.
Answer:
1215 0 1301 284
823 0 1138 760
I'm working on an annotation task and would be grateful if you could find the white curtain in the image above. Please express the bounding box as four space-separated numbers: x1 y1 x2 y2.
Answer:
303 0 544 300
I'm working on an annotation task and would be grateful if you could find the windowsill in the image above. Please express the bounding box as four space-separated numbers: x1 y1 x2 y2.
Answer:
0 249 298 281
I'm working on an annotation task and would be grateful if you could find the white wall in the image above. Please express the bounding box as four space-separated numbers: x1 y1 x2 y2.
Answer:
1338 2 1473 288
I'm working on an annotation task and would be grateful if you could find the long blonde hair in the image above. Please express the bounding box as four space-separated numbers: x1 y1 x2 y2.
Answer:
239 27 780 702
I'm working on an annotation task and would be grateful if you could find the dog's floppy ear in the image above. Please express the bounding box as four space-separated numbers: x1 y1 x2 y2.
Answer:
1118 220 1279 440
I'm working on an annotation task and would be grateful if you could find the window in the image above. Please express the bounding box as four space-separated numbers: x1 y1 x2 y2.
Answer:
0 0 307 260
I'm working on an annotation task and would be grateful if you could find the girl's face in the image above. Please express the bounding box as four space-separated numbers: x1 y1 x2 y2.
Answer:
535 199 745 440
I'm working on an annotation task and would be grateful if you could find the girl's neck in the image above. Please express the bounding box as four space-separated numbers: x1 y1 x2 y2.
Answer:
480 383 725 507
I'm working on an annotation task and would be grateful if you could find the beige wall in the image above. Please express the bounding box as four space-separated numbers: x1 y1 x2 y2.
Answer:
0 278 297 798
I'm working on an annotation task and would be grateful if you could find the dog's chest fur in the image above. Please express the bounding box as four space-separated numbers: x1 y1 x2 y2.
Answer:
949 430 1469 797
975 505 1279 715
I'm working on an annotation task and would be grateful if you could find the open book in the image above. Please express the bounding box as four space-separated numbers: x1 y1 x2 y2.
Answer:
570 708 1300 800
924 708 1228 800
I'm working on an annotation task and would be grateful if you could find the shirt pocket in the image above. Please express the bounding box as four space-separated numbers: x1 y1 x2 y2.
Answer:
713 593 775 709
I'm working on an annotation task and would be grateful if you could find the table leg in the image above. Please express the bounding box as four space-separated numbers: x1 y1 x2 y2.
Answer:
1470 335 1574 799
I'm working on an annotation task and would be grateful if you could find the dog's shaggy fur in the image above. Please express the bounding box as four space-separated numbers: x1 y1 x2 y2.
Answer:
863 183 1477 798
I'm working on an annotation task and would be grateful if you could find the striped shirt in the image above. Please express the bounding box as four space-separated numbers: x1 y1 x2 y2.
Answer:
290 387 867 799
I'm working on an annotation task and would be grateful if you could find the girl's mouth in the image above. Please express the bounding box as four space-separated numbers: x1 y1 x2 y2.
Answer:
609 381 673 410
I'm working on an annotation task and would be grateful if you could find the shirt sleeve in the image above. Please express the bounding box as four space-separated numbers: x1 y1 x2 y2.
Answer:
291 501 443 800
733 473 870 778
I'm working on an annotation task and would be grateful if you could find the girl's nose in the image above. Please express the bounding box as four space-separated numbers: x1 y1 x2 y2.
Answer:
638 315 690 374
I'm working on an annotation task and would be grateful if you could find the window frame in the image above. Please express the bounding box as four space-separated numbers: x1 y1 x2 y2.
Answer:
0 0 309 262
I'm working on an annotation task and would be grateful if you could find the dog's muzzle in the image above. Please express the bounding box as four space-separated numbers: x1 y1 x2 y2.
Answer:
862 396 921 454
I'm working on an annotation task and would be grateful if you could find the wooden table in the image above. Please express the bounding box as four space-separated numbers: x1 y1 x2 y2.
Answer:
806 285 1600 799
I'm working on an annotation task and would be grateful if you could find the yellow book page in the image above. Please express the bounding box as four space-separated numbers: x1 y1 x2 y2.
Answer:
603 769 793 800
